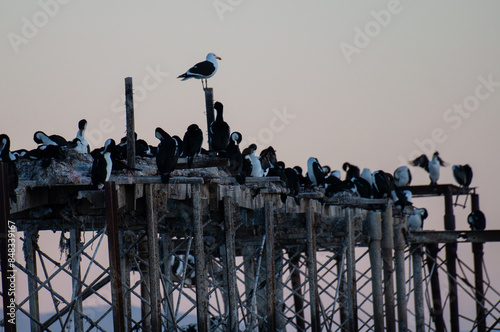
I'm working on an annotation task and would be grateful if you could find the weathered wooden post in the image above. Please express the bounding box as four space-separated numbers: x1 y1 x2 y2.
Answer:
426 243 445 332
382 203 396 332
119 230 132 332
306 200 320 331
125 77 136 169
471 193 486 332
159 233 175 330
345 208 358 331
25 227 41 332
288 247 305 330
0 162 16 332
192 183 208 330
146 184 161 331
265 201 277 331
70 227 84 332
243 244 257 329
336 250 349 331
411 243 425 332
444 188 459 332
204 88 215 152
105 181 125 332
138 235 151 331
223 196 238 331
367 211 384 332
394 220 407 331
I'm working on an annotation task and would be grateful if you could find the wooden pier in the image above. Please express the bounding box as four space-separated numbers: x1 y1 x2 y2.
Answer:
2 157 500 331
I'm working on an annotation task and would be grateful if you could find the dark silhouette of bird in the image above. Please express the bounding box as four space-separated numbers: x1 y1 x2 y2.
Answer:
452 164 473 188
91 139 115 190
227 132 243 174
0 134 18 203
468 210 485 231
307 157 325 187
209 102 230 155
343 162 360 181
155 128 181 183
182 124 203 168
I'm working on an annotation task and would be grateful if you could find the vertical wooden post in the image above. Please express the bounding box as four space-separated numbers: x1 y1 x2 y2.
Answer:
265 201 277 331
243 245 257 329
394 222 407 331
119 230 132 332
105 181 125 332
0 163 16 332
367 211 384 332
412 244 425 332
70 228 84 332
160 233 175 330
193 183 208 331
25 228 41 332
146 184 161 332
444 188 459 332
471 193 486 332
138 236 151 331
125 77 136 169
306 201 320 331
382 204 396 332
426 243 445 332
204 88 215 152
337 252 349 332
345 208 358 331
223 196 238 331
288 247 305 330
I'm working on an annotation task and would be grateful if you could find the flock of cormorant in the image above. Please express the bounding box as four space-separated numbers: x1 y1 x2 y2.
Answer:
0 101 483 231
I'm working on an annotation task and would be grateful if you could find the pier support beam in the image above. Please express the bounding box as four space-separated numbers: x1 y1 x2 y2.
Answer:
471 193 486 332
412 244 425 332
192 183 208 331
70 228 84 332
426 243 445 332
105 181 125 332
25 228 41 332
223 196 238 331
382 204 396 332
367 211 384 332
394 221 407 331
306 201 320 331
444 188 459 332
345 208 358 331
146 184 161 332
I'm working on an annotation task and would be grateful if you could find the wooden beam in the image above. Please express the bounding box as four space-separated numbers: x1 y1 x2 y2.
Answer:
223 196 238 331
367 211 384 332
306 201 320 331
125 77 135 169
204 88 215 152
408 230 500 244
105 181 125 332
146 184 161 331
382 204 396 332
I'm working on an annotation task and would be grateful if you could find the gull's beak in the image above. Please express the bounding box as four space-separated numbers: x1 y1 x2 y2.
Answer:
216 56 222 60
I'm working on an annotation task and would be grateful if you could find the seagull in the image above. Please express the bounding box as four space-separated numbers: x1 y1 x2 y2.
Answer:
177 53 221 89
410 152 447 185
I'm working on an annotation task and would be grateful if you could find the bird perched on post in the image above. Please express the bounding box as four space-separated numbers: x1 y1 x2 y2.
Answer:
393 166 412 187
452 164 473 188
409 208 428 230
91 139 115 190
182 124 203 168
177 53 221 89
307 157 325 187
155 127 182 183
468 210 486 231
74 119 90 153
209 101 230 155
410 152 447 185
342 162 360 181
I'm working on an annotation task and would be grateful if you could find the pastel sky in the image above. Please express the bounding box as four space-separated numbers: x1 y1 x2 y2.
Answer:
2 0 500 327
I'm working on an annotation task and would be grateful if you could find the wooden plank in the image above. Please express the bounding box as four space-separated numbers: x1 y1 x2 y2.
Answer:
204 88 215 151
112 176 204 185
223 196 238 331
265 201 277 331
382 204 396 332
105 181 125 332
25 228 41 332
146 184 161 332
367 211 384 332
306 201 320 331
192 183 208 331
394 222 407 331
125 77 135 169
345 208 358 331
408 230 500 244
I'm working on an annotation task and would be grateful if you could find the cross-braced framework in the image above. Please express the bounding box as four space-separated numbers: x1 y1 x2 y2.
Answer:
2 158 500 331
